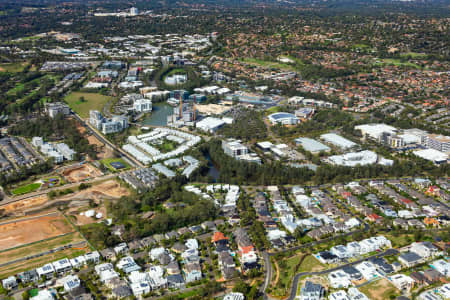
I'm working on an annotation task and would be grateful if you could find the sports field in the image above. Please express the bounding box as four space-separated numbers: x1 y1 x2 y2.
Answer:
101 158 131 172
11 182 41 195
64 91 111 118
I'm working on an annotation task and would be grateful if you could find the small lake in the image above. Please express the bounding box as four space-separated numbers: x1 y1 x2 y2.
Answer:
205 153 220 182
142 102 174 126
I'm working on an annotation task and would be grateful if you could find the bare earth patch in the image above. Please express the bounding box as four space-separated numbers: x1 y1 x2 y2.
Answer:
0 213 73 251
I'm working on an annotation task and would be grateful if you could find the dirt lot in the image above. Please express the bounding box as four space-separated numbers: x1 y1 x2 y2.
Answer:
62 164 103 183
67 204 107 226
0 213 74 251
359 278 398 300
61 180 130 201
1 194 48 214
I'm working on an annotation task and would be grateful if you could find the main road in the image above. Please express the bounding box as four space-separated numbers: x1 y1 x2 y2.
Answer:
71 112 144 168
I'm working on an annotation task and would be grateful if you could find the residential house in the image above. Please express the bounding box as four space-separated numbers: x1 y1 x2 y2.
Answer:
114 243 129 255
410 272 427 286
342 266 363 281
430 259 450 277
130 282 150 297
410 242 441 259
36 264 55 279
347 288 369 300
167 274 185 289
329 290 350 300
100 248 116 261
390 274 415 292
299 281 324 300
399 252 424 267
62 275 81 292
328 270 352 288
17 270 38 284
52 258 72 275
354 261 379 280
116 256 141 274
423 268 444 284
84 251 100 264
2 276 17 290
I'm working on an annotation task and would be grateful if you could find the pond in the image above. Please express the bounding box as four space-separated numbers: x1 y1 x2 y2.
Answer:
142 102 174 126
205 153 220 182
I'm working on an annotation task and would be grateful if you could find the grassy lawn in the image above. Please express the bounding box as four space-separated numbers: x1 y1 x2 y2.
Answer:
298 255 326 273
0 247 87 278
166 68 187 76
242 57 296 71
385 233 414 248
65 91 112 118
100 158 131 172
11 182 41 195
359 278 399 300
271 254 305 297
0 232 84 264
7 83 25 95
0 61 28 73
400 52 427 58
175 288 202 298
376 58 421 69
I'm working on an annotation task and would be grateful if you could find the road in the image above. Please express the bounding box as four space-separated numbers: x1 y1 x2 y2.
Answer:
261 251 272 294
0 211 58 226
284 248 399 300
71 112 143 168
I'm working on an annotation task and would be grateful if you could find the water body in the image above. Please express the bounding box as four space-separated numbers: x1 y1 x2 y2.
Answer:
142 102 174 126
205 153 220 182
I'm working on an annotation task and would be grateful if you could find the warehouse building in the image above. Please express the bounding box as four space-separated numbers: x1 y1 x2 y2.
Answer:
196 117 226 133
320 133 357 150
295 137 330 153
355 124 397 140
413 149 448 165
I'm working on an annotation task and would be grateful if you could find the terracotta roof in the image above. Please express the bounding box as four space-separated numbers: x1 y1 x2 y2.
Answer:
212 231 229 243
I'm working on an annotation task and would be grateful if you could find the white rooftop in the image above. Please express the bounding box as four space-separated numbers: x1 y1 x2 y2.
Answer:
413 148 448 163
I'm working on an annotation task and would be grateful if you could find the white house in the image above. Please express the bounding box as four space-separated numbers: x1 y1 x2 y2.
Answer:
347 287 369 300
36 264 55 279
62 275 80 292
390 274 415 292
131 282 151 296
430 259 450 277
147 266 167 290
84 251 100 264
438 283 450 299
410 242 441 259
331 245 351 259
346 242 361 256
354 261 379 281
328 270 352 288
329 290 350 300
70 256 86 269
52 258 72 275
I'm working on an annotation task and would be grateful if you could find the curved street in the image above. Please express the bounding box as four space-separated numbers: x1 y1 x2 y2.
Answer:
284 248 399 300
